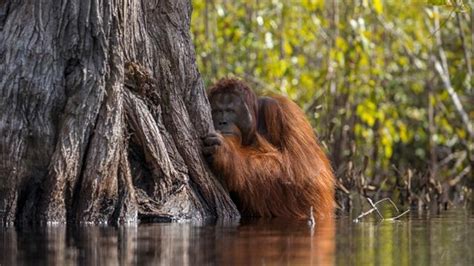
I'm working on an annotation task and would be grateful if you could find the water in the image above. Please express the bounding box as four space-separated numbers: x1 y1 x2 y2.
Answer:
1 209 472 265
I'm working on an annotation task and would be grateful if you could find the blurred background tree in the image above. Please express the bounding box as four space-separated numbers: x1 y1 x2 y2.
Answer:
191 0 473 212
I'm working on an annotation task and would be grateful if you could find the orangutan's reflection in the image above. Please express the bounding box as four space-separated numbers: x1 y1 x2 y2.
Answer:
0 217 335 265
212 217 335 265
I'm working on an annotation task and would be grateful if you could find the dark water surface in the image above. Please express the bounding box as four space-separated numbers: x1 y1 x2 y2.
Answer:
1 209 472 265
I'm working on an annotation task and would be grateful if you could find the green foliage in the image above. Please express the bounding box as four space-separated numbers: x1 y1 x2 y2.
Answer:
191 0 473 205
429 0 449 5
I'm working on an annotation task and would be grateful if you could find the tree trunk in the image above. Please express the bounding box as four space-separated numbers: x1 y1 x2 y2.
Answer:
0 0 239 225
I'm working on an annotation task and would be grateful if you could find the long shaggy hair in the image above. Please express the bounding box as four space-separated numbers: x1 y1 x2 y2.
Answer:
208 78 335 219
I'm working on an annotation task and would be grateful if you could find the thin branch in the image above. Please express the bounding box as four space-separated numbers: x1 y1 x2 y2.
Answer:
455 12 472 88
367 198 384 219
308 206 315 227
438 151 466 167
353 197 410 222
433 59 474 138
384 210 410 221
431 6 474 139
353 206 378 222
448 165 472 186
373 198 400 213
429 8 456 39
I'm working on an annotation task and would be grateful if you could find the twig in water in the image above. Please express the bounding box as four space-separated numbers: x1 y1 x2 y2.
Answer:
353 206 378 222
308 206 315 227
385 210 411 221
353 197 410 222
374 198 400 213
367 198 384 219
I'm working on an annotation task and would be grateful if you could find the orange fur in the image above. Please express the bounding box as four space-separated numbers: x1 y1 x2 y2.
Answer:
209 80 335 219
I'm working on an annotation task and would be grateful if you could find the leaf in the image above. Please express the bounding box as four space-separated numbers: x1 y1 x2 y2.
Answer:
373 0 383 14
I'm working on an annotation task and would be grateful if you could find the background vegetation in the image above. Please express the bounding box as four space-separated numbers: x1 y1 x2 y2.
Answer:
191 0 473 212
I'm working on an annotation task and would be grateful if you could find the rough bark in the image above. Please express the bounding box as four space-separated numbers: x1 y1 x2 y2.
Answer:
0 0 239 225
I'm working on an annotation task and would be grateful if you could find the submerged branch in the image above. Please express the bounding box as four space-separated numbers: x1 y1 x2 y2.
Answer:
385 210 411 221
353 197 410 223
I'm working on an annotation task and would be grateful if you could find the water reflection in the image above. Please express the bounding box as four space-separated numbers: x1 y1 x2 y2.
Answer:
200 217 335 265
336 209 474 266
0 218 334 265
0 209 472 265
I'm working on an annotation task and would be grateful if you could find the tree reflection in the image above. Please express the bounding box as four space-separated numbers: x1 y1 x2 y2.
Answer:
1 210 472 266
0 217 335 265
